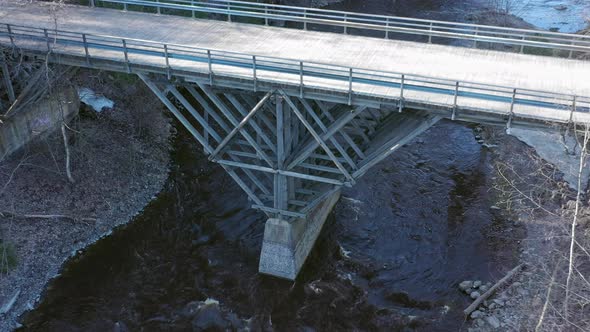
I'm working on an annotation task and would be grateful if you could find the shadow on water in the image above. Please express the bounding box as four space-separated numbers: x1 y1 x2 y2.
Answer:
19 119 522 331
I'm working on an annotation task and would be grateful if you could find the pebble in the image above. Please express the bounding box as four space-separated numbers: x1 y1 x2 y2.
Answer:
493 299 505 306
473 280 482 288
470 291 481 299
479 285 489 293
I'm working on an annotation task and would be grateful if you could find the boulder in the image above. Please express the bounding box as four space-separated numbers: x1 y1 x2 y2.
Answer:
485 315 501 329
459 280 473 291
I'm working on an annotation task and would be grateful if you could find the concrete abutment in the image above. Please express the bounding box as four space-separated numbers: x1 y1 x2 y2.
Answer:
259 188 341 280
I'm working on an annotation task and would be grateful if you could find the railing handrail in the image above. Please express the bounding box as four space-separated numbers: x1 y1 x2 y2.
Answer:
1 22 587 121
92 0 590 55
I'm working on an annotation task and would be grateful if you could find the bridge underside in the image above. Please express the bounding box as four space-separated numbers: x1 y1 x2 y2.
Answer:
139 73 439 279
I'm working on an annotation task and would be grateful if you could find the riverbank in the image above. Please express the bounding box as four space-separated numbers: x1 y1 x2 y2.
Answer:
0 70 172 331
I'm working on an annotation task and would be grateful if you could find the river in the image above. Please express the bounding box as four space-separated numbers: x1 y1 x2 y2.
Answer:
16 0 587 330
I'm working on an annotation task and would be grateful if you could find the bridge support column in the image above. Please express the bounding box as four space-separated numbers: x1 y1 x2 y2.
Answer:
259 187 340 279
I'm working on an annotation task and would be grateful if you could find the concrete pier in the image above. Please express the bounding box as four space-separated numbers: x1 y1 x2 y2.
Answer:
259 189 341 280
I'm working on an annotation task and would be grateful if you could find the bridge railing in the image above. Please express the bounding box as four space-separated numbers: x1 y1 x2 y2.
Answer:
89 0 590 58
1 22 588 125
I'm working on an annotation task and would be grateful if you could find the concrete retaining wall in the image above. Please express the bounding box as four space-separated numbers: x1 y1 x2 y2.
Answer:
0 87 79 159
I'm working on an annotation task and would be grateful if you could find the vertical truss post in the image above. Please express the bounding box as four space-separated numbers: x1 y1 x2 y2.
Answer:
452 81 459 120
398 74 405 113
275 94 288 213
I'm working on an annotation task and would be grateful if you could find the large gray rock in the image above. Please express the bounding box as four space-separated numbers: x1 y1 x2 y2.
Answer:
191 301 228 331
485 315 501 329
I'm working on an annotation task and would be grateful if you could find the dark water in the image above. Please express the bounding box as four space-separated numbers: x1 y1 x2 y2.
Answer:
18 120 521 331
18 1 526 330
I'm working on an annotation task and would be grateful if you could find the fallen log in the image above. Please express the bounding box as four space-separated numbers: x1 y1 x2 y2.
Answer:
464 263 525 316
0 211 96 222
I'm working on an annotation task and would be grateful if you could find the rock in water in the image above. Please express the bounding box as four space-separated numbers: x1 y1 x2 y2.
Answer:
459 280 473 291
470 291 481 299
192 302 228 330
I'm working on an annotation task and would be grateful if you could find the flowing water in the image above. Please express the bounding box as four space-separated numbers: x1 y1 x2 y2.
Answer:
17 0 576 330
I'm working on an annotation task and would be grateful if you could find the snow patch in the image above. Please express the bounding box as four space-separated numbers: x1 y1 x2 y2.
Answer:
78 88 114 112
509 128 590 191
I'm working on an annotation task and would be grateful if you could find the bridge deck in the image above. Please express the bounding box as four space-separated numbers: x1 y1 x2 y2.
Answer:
2 2 590 124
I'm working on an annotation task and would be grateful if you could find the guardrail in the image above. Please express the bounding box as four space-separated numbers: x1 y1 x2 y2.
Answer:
90 0 590 58
1 22 587 125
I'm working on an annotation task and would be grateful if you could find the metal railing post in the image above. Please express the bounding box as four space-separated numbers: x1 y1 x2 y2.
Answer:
264 6 269 26
191 0 195 18
520 35 525 54
344 14 348 35
207 49 213 85
252 55 257 92
122 39 131 73
348 68 353 105
164 44 171 79
385 18 389 39
474 26 479 48
123 2 127 11
568 95 577 124
44 28 50 52
303 9 307 30
157 0 161 15
82 33 90 65
569 39 575 59
6 24 14 47
507 88 516 132
228 2 232 22
89 0 95 8
452 81 459 120
299 61 304 98
398 74 404 113
428 22 433 44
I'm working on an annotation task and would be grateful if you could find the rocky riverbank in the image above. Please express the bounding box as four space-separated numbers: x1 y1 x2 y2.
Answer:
0 69 172 331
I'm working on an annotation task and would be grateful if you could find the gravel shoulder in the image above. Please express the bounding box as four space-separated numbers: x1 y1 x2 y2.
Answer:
0 70 172 331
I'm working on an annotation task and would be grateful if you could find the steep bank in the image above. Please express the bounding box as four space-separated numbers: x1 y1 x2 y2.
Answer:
0 69 172 331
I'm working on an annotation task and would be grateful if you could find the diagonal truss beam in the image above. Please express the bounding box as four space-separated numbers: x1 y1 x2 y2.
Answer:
209 90 273 161
199 83 275 167
280 91 355 183
287 103 367 170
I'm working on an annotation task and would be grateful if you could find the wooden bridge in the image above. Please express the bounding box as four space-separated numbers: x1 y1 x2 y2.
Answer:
1 0 589 279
